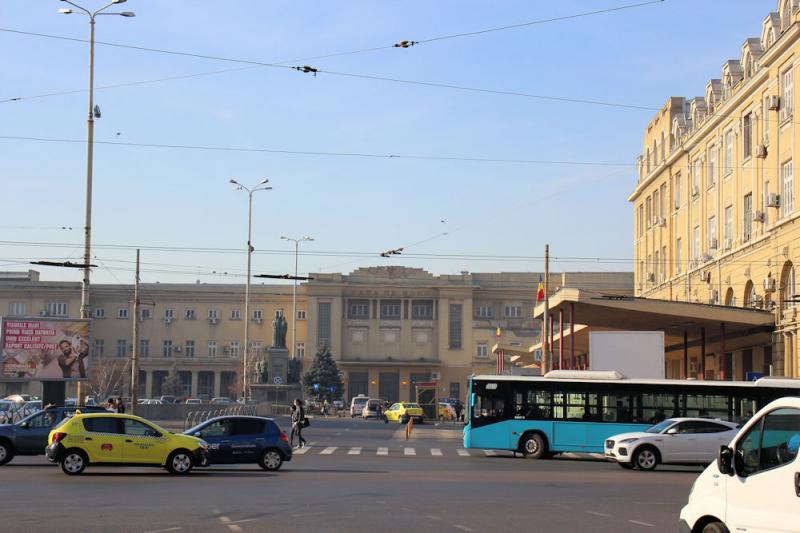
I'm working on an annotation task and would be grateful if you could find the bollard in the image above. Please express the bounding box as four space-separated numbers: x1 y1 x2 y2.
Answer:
405 416 414 440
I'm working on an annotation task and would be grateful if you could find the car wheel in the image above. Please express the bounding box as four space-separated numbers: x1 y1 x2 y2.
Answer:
633 446 659 471
61 449 88 475
520 433 547 459
166 450 194 475
617 461 635 470
701 521 729 533
259 448 283 471
0 441 14 466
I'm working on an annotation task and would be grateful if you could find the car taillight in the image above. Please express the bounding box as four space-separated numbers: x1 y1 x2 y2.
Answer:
52 432 67 443
279 431 289 443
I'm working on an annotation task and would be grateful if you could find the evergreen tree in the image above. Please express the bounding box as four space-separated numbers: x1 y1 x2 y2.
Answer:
160 363 183 396
301 345 343 401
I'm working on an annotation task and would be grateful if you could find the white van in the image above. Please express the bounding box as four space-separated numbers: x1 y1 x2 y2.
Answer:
350 395 369 418
679 396 800 533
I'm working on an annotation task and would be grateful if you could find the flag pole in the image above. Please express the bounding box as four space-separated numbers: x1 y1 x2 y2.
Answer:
542 244 550 375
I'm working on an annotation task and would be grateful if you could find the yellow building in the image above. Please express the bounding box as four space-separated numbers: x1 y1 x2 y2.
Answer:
630 1 800 378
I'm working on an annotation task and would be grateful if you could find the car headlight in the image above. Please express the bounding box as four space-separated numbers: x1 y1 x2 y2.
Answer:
198 440 209 450
619 438 638 444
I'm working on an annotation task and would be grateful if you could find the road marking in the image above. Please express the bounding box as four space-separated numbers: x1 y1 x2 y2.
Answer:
348 447 362 455
212 510 222 515
431 448 443 456
232 519 257 524
227 526 242 532
320 447 337 455
294 446 312 455
628 520 655 528
145 528 183 533
483 450 496 456
425 515 442 521
291 512 327 518
453 525 475 532
219 517 231 523
587 511 610 517
377 447 388 456
457 449 469 457
404 447 416 456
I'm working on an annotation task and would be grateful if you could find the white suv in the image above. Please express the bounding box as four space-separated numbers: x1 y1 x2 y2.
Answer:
605 417 738 471
679 397 800 533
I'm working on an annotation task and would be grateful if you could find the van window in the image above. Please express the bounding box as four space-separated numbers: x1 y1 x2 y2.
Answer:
735 407 800 477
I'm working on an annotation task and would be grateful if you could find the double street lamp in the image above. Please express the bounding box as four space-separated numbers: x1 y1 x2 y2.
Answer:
280 236 313 361
231 178 272 401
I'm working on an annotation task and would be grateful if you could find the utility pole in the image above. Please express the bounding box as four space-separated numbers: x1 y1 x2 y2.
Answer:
280 236 314 360
542 244 550 375
129 249 140 414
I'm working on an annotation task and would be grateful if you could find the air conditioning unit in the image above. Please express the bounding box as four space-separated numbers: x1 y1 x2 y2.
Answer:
723 237 733 250
752 210 765 222
164 317 172 324
755 144 768 158
208 317 219 324
658 217 667 227
691 186 700 198
700 271 712 283
252 317 263 324
767 193 781 208
646 272 655 282
674 200 680 210
768 95 780 111
709 237 718 250
430 372 441 381
703 252 714 262
764 276 777 293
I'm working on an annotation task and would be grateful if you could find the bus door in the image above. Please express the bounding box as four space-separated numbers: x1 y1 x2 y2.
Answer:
415 382 437 420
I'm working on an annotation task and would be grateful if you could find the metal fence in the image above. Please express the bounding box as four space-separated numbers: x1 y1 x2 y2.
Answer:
183 405 259 430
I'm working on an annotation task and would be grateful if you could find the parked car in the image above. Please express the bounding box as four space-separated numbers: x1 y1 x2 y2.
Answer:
361 399 382 419
159 395 177 405
184 415 292 471
46 412 209 475
138 399 164 405
679 397 800 533
0 406 108 466
605 417 739 470
185 398 203 405
384 402 425 424
210 397 234 405
350 395 369 417
438 402 456 420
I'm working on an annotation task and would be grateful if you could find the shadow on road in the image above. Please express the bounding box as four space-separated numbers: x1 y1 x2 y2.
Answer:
77 471 278 478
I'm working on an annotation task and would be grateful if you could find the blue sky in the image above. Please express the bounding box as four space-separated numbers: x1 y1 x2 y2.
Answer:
0 0 775 285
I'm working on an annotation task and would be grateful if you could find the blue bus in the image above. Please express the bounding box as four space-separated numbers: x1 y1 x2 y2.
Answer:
464 370 800 458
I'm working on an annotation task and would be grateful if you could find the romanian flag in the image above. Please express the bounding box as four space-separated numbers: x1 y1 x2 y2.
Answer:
495 325 501 338
536 274 545 303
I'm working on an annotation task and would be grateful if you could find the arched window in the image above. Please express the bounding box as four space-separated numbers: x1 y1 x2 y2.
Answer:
724 287 735 306
653 140 658 165
744 280 756 308
781 261 796 309
646 148 651 174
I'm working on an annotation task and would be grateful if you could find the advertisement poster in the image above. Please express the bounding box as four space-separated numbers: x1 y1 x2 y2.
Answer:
1 318 90 381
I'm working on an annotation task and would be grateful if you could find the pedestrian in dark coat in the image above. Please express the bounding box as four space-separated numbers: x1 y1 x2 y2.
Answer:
291 398 307 448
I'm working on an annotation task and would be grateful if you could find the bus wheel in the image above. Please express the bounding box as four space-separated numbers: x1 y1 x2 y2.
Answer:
520 433 546 459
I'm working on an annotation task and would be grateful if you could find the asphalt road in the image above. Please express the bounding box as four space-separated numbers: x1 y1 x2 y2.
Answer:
0 417 699 532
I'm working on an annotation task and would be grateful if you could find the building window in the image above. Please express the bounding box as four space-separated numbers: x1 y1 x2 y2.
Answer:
674 173 681 209
139 339 149 357
8 302 26 316
504 305 522 318
475 304 493 318
782 159 793 217
724 205 733 247
691 159 701 196
743 113 752 159
317 302 331 347
139 308 150 320
693 226 701 263
380 300 401 320
743 193 753 242
707 145 717 187
450 382 461 400
724 130 733 176
448 304 463 349
229 341 240 358
654 251 659 280
764 95 771 145
660 183 667 217
163 340 173 358
411 300 433 319
164 308 175 321
253 309 263 321
230 309 241 320
476 342 488 358
347 300 369 319
117 308 129 319
208 340 217 358
185 340 195 357
784 263 796 309
645 196 652 228
708 216 718 251
116 340 127 358
638 204 644 236
250 341 261 357
780 67 793 123
676 238 682 274
46 302 68 317
185 308 196 320
296 342 305 358
92 339 104 357
297 309 307 320
662 245 667 278
653 189 660 220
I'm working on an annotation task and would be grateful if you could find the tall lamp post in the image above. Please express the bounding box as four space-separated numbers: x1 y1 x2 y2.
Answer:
231 178 271 401
59 0 134 401
280 235 313 361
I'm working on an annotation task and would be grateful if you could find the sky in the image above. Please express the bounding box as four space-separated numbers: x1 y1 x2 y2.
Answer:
0 0 777 286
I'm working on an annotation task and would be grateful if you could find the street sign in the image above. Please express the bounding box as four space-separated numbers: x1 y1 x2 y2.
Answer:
273 376 283 385
313 383 320 391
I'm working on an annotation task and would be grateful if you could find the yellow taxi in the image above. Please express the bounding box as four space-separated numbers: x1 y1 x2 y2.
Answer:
46 411 208 475
384 402 425 424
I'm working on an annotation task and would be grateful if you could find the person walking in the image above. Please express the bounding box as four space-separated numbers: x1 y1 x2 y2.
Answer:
291 398 307 448
454 400 463 423
116 397 126 414
289 403 297 447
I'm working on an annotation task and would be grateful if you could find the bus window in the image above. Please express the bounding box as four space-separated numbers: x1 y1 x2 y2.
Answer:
602 394 632 423
732 396 758 424
683 394 729 419
635 394 677 424
564 393 600 421
473 393 506 419
513 389 551 420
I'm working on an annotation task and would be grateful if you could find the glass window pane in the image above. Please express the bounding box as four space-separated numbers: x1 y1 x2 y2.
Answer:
760 408 800 470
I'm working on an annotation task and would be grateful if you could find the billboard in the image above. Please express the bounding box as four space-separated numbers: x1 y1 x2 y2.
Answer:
1 318 90 381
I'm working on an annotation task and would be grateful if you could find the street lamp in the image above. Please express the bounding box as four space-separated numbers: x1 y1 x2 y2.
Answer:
281 235 313 361
231 178 271 401
59 0 134 402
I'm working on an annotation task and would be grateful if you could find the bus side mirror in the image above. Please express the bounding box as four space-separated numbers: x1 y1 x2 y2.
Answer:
718 445 734 476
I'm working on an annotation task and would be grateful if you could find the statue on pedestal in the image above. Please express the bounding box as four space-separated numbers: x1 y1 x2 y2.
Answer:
272 311 288 349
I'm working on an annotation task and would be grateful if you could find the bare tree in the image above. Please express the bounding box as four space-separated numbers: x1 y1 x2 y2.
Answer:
87 358 130 402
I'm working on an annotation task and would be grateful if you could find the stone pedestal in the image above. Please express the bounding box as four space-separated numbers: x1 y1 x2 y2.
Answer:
267 347 289 385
